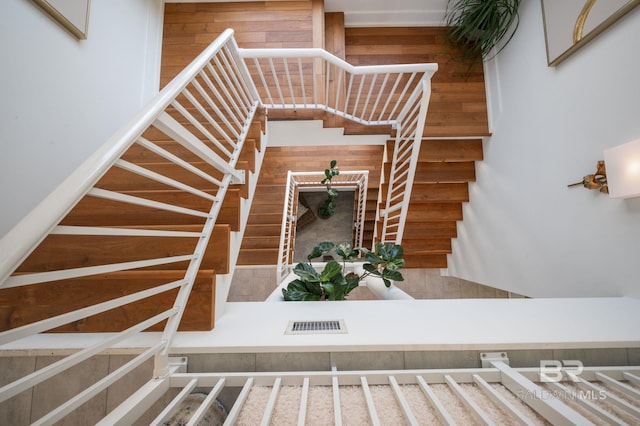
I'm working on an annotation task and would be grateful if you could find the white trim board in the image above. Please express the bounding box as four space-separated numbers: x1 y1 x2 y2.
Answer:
2 297 639 355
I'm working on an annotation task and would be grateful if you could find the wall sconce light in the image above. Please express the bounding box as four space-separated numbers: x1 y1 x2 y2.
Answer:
568 160 608 194
568 139 640 198
603 139 640 198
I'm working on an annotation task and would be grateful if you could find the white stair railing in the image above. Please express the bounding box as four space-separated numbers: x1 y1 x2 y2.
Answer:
379 79 432 244
239 48 437 245
0 29 437 423
0 28 261 423
239 47 437 126
276 170 369 284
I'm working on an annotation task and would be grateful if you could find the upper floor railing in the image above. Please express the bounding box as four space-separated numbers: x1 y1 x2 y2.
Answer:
239 48 437 126
239 47 437 246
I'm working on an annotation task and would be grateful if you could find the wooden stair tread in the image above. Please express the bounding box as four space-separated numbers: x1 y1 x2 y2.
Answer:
16 224 230 274
237 248 279 265
244 224 282 237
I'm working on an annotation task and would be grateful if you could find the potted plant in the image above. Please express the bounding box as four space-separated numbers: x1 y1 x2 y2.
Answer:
444 0 521 62
318 160 339 218
282 241 406 301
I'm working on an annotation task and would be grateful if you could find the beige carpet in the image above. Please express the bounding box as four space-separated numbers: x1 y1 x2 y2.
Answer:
234 384 549 425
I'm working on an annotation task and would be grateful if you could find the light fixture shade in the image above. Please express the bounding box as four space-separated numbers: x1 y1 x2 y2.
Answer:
604 139 640 198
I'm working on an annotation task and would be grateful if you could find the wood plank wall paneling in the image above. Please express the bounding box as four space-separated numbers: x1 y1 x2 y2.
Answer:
161 1 315 87
161 5 489 137
345 27 490 137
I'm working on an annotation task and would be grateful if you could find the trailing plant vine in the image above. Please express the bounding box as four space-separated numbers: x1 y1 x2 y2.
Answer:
318 160 339 218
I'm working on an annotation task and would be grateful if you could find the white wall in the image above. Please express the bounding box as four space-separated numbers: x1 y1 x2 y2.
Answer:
325 0 447 27
0 0 164 238
447 1 640 298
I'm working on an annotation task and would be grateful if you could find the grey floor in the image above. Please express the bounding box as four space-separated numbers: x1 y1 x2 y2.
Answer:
293 190 355 262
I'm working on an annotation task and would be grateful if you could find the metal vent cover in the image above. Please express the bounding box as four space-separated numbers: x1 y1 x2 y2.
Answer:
285 320 347 335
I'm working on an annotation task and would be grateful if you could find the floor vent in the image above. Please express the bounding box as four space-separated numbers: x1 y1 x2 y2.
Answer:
285 320 347 335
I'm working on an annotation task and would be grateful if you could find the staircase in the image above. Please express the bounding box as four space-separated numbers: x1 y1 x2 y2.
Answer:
394 138 484 268
0 111 266 333
159 4 488 270
0 3 489 336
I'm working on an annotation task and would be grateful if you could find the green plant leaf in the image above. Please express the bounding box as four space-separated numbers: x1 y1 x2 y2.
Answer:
330 159 337 168
385 258 405 271
444 0 520 61
362 262 381 276
282 279 322 301
364 250 382 265
307 241 335 261
294 262 321 282
321 282 335 296
322 282 346 301
382 269 404 282
327 188 339 199
344 272 361 295
389 244 404 259
320 260 342 281
318 199 336 217
335 242 359 262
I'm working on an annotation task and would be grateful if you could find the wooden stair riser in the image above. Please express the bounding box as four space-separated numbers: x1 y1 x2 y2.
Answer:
16 225 230 274
403 253 448 268
414 161 476 183
386 139 483 163
123 138 257 174
239 138 257 173
407 183 469 203
60 189 241 230
401 221 458 239
244 224 282 237
96 160 250 195
406 203 463 222
401 238 452 253
242 236 281 249
419 139 483 162
237 248 279 265
0 270 215 332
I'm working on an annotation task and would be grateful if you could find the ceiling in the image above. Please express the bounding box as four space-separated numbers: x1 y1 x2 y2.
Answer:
168 0 449 27
324 0 448 27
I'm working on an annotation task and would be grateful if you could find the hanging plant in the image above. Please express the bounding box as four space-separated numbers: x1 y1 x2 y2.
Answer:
318 160 339 218
444 0 521 62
